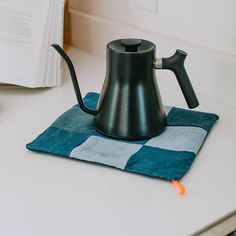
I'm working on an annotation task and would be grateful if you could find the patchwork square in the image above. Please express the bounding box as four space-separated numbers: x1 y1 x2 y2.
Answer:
70 135 142 169
26 127 89 156
145 126 207 154
52 107 95 134
26 92 219 181
125 146 195 180
167 107 219 132
164 105 172 115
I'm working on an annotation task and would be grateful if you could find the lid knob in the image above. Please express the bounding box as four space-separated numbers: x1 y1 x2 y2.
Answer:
121 38 142 52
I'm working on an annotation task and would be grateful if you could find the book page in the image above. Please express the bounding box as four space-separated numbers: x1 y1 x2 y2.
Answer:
0 0 50 87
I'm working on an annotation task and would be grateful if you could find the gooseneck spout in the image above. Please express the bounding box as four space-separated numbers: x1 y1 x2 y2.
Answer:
154 49 199 109
51 44 98 115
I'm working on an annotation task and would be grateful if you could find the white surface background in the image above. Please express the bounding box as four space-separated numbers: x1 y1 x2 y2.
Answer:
1 1 236 235
0 47 236 235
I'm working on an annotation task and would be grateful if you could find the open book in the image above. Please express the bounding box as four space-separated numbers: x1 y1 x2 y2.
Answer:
0 0 64 87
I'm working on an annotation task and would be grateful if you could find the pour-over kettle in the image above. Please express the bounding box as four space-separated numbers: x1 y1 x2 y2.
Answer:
52 38 199 140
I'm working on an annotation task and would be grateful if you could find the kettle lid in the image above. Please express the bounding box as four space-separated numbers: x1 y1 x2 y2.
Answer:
107 38 155 54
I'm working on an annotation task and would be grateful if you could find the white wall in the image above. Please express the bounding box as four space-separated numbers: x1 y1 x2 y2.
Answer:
67 0 236 109
69 0 236 55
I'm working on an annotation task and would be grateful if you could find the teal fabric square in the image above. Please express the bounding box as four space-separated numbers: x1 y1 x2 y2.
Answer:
167 107 219 132
52 106 95 134
83 92 99 110
125 146 195 180
26 127 89 156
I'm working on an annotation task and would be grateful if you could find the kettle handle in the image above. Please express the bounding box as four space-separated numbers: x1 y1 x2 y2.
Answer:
154 49 199 109
51 44 98 115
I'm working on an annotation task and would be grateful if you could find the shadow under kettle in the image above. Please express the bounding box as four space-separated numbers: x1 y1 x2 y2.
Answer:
52 38 199 140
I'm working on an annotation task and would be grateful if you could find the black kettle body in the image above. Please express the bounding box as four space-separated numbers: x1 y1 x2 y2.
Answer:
52 38 199 140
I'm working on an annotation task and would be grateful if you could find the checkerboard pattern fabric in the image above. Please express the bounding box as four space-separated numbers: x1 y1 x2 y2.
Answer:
26 92 219 181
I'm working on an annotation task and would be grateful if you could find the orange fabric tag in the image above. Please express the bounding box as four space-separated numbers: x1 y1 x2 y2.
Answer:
171 180 186 196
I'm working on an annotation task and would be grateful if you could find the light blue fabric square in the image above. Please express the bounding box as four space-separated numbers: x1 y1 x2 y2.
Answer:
145 126 207 154
70 136 142 169
164 105 172 115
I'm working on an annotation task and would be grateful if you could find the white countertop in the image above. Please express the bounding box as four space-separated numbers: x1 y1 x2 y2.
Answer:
0 46 236 236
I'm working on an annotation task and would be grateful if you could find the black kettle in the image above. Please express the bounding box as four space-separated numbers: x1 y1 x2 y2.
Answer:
52 38 199 140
